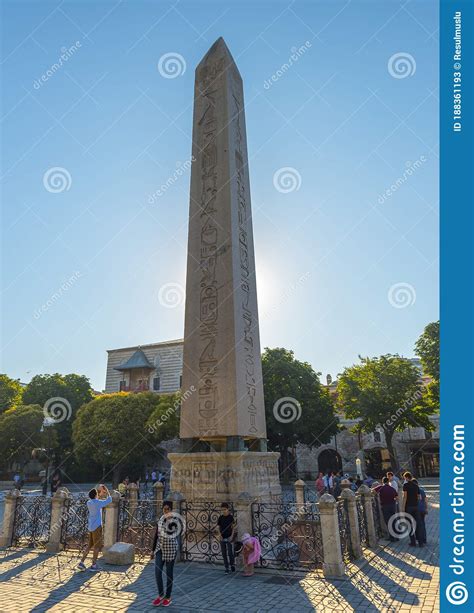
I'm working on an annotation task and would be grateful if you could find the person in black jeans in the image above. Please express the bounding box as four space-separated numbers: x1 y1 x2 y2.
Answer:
402 471 422 547
217 502 236 573
378 477 398 541
151 501 179 607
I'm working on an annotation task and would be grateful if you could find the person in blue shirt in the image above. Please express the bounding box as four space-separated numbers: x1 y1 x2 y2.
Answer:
77 484 112 571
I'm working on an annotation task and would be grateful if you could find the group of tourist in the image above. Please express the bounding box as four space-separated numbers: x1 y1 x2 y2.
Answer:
77 491 260 608
315 469 429 547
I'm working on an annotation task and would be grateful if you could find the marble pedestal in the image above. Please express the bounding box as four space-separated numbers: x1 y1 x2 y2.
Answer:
168 451 281 502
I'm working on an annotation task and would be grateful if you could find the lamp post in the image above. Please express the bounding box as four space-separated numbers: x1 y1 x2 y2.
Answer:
33 416 55 495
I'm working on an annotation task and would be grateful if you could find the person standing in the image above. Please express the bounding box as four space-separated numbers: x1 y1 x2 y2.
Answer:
241 533 261 577
216 502 236 573
413 479 428 545
323 471 333 494
151 469 158 486
378 477 398 541
151 501 179 607
315 472 325 496
402 472 421 547
77 484 112 571
387 471 399 491
51 470 62 495
332 471 342 498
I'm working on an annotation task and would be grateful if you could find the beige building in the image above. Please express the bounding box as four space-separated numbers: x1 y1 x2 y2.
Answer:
105 339 183 394
104 338 439 478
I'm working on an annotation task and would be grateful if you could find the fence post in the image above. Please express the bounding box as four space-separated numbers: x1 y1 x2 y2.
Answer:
154 481 164 515
46 489 69 553
294 479 305 508
318 493 345 578
340 488 362 559
358 485 378 548
0 489 21 547
235 492 253 538
104 490 121 550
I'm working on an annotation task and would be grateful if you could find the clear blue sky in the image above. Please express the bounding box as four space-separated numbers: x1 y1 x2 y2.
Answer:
1 0 439 391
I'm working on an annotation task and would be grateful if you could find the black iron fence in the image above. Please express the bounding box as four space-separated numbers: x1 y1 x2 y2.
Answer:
371 496 384 540
117 498 157 559
60 496 89 551
336 499 354 564
180 501 235 564
251 502 323 571
356 495 369 548
11 496 52 549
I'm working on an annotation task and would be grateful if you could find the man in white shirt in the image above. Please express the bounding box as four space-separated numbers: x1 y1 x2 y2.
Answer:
387 471 399 491
77 484 112 572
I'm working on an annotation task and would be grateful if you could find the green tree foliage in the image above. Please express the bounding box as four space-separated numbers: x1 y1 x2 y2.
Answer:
337 354 436 471
0 374 23 414
146 392 181 442
73 392 178 486
415 321 440 411
262 348 338 480
22 373 94 458
0 404 58 469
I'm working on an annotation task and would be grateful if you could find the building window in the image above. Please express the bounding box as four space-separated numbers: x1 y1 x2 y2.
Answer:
119 380 126 391
153 377 160 391
179 374 183 388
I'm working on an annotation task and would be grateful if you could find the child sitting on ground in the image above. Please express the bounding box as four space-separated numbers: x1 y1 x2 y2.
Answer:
241 533 261 576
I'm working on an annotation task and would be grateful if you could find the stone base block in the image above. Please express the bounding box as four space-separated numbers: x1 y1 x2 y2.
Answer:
103 542 135 565
168 451 281 502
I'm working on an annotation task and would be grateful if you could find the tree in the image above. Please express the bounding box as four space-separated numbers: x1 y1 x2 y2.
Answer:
337 355 436 472
146 393 180 442
262 348 338 481
72 392 174 486
0 374 23 414
22 373 94 460
0 404 58 470
415 321 440 411
415 321 439 380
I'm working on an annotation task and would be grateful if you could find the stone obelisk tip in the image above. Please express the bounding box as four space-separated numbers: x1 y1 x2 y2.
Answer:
198 37 238 73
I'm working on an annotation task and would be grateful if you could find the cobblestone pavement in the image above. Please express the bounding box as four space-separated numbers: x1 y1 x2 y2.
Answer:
0 485 439 612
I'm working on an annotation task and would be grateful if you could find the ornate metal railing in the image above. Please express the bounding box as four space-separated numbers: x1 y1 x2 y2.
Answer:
117 498 157 559
60 496 89 551
180 501 235 564
356 495 369 547
336 499 354 564
371 495 384 540
251 502 323 571
11 495 52 548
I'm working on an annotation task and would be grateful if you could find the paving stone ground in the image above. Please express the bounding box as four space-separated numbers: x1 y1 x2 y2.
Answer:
0 485 439 612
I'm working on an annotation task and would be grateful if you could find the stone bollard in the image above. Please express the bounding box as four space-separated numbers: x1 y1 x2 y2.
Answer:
166 491 185 561
128 483 139 526
0 489 21 547
358 485 378 548
294 479 306 509
103 490 121 551
318 493 345 577
46 489 70 553
234 492 253 538
340 488 363 559
154 481 164 516
340 479 352 491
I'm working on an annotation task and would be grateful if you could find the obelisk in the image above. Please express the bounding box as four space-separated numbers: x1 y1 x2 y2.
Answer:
168 38 281 501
